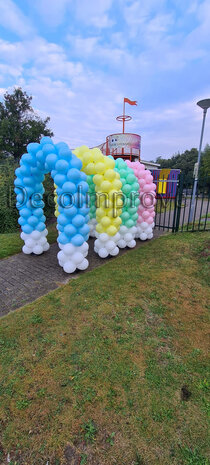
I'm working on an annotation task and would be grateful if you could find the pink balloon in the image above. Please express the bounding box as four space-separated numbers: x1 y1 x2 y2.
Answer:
142 210 150 219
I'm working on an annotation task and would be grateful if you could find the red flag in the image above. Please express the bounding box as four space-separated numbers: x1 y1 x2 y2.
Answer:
124 98 137 106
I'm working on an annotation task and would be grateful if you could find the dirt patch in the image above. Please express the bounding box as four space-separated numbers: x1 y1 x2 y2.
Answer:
199 239 210 258
64 444 81 465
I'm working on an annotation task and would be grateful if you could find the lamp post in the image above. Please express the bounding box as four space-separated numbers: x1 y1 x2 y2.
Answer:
189 98 210 223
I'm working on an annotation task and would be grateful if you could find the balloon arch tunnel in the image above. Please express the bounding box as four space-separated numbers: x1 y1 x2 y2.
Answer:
15 137 156 274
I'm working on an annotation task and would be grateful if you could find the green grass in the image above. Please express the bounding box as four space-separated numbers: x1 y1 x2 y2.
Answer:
0 223 57 259
0 232 209 465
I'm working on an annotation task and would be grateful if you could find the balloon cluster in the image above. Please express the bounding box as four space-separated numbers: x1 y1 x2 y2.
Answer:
74 146 123 258
15 140 156 274
15 137 90 273
126 161 156 240
113 157 139 248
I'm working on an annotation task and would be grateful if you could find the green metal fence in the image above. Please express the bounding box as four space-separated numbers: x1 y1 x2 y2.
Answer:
154 175 210 233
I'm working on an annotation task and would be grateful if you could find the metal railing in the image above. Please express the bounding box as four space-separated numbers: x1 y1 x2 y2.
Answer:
154 175 210 232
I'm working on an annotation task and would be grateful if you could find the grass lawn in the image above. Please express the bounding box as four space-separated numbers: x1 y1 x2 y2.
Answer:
0 232 209 465
0 223 57 259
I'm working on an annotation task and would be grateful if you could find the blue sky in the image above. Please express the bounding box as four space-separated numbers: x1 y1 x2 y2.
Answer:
0 0 210 160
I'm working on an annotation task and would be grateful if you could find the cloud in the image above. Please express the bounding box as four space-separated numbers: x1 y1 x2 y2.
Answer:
0 0 34 37
74 0 114 28
32 0 71 27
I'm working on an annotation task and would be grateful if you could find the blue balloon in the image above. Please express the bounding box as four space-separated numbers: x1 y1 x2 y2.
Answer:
55 159 69 173
77 181 89 193
57 214 69 226
36 222 45 232
54 174 67 187
45 153 58 170
20 208 31 218
18 217 26 226
67 168 81 182
80 171 87 181
64 206 78 217
55 142 69 151
51 169 57 178
42 144 56 156
33 208 43 217
14 177 23 187
58 233 69 244
28 216 39 227
78 205 90 216
23 177 34 187
71 156 82 170
71 234 84 246
40 136 53 146
22 224 33 234
62 181 77 194
72 214 86 228
27 143 40 153
36 150 45 163
79 224 90 236
57 224 64 232
64 224 77 236
58 147 72 160
21 153 36 166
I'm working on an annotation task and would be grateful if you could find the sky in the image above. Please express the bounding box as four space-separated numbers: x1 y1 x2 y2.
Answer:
0 0 210 161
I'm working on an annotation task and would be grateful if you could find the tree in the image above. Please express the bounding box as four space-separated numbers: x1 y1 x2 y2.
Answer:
0 87 53 161
155 148 199 185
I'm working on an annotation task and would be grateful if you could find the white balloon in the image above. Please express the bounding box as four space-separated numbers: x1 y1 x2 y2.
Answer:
72 252 84 264
63 243 75 255
94 239 101 249
43 242 50 252
33 245 43 255
63 261 76 273
141 222 148 230
77 258 89 270
25 238 35 248
146 226 152 235
100 233 109 242
106 240 116 251
124 233 132 242
120 226 127 234
98 248 109 258
57 250 65 261
110 247 119 256
21 232 27 241
39 236 47 245
127 240 136 248
80 242 89 253
148 233 153 239
140 233 147 241
118 239 126 248
114 232 120 242
31 230 41 240
22 245 32 254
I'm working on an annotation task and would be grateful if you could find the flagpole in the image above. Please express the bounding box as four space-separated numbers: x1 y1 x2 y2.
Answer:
123 99 125 133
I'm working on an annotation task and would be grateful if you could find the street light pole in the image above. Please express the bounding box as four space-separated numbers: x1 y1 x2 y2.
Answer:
189 99 210 223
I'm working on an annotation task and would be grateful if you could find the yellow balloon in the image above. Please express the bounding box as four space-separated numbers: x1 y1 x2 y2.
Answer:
73 146 122 236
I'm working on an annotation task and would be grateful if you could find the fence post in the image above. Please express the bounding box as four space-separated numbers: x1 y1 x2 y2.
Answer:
175 173 184 232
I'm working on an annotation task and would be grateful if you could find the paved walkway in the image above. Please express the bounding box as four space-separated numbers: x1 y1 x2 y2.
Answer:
0 230 163 317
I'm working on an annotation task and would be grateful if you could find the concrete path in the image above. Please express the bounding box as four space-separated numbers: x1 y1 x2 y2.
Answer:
0 230 163 317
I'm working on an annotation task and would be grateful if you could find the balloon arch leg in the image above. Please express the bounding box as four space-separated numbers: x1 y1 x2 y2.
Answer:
15 138 156 274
